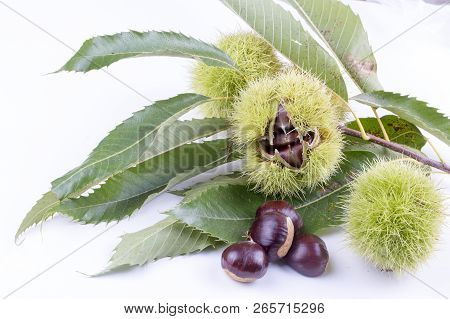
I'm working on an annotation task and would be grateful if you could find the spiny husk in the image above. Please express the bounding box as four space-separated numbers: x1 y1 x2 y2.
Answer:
192 32 281 118
345 159 444 273
233 70 344 197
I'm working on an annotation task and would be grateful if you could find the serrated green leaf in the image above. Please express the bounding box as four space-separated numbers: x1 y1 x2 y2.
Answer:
352 91 450 146
58 31 236 73
15 192 60 243
168 183 259 243
285 0 381 92
347 115 426 150
168 139 399 243
59 139 234 224
99 216 221 275
221 0 348 99
51 94 214 200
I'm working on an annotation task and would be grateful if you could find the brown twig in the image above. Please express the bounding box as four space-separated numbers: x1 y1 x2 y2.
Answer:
339 125 450 174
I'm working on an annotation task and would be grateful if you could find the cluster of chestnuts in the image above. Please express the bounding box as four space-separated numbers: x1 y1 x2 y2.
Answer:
221 200 329 282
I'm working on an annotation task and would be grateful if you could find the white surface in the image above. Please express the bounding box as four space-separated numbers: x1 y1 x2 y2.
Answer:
0 0 449 299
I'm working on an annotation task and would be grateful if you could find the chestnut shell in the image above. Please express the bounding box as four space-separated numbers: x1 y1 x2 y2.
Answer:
249 212 294 261
273 130 300 147
277 143 304 168
221 241 269 282
256 200 303 230
274 104 294 133
284 234 329 277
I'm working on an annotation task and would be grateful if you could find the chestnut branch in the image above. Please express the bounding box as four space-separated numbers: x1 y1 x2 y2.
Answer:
339 125 450 174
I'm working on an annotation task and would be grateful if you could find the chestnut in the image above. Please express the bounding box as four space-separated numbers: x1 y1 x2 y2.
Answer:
221 241 268 283
277 143 304 168
274 104 294 133
256 200 303 230
249 212 295 261
284 234 329 277
273 130 300 147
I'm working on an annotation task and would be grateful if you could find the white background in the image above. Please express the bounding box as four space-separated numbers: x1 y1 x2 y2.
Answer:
0 0 449 299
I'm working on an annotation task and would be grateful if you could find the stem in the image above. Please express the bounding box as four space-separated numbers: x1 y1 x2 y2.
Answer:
371 107 390 141
351 112 370 141
339 125 450 174
331 91 369 140
425 138 445 164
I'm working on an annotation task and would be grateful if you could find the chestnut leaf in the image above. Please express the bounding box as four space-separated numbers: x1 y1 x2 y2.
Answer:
347 115 427 150
50 93 214 200
221 0 348 100
59 138 234 225
285 0 382 92
352 91 450 146
57 31 237 73
98 216 222 275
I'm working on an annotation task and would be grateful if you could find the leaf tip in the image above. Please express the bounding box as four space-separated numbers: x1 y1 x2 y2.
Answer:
75 270 96 278
14 232 25 246
47 68 64 75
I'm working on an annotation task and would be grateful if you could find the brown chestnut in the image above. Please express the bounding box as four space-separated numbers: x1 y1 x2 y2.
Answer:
274 104 294 133
277 143 304 168
249 212 295 261
221 241 268 283
284 234 329 277
273 130 300 147
256 200 303 230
